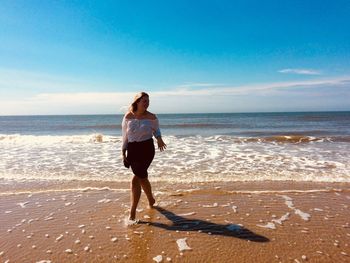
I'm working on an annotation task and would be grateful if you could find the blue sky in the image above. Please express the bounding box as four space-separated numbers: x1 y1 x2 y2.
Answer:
1 0 349 114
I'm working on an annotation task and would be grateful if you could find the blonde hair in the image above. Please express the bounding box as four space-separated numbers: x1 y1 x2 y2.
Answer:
130 92 149 113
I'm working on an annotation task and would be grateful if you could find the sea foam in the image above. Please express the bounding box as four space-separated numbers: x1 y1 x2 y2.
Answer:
1 134 349 183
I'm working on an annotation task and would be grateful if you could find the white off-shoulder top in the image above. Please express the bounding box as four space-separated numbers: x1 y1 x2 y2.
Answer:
122 117 161 151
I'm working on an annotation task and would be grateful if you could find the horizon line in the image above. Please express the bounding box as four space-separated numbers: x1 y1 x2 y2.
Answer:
1 110 350 117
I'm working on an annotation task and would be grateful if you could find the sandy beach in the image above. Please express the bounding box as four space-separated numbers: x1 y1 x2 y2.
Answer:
1 0 350 260
1 180 350 263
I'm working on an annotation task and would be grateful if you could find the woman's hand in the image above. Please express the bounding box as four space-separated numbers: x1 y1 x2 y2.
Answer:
156 137 167 152
122 150 130 168
121 150 127 160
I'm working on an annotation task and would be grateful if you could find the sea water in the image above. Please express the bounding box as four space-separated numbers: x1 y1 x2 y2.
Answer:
0 112 349 183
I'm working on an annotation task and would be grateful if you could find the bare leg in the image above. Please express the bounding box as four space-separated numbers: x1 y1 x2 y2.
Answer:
129 176 141 220
139 177 155 207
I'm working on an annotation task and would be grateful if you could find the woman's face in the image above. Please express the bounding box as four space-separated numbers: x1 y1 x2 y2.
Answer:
137 96 149 111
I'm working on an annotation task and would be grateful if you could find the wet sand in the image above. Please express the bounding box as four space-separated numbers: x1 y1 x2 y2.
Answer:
1 180 350 263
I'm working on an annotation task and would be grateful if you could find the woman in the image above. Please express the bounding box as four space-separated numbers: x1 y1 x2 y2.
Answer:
122 92 166 222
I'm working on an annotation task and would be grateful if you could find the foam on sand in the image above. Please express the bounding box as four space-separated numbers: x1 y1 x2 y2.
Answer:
281 195 311 221
178 212 196 216
272 212 290 225
257 212 290 230
257 222 276 229
202 202 218 208
176 238 192 252
97 198 112 204
294 209 311 221
259 196 310 230
55 234 64 242
124 218 139 226
231 205 238 213
17 201 29 208
153 255 163 262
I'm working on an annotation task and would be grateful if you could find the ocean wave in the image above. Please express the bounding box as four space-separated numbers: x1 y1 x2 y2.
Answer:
161 123 236 129
0 132 349 183
241 135 350 143
241 135 328 144
1 133 350 144
0 133 120 143
201 134 350 144
60 124 121 129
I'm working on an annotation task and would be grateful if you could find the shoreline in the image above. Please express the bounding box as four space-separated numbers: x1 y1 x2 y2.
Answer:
1 180 350 262
1 178 349 193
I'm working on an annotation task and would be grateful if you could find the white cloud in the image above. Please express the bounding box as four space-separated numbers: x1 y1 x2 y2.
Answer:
1 68 349 115
0 92 136 115
278 68 321 75
163 77 349 96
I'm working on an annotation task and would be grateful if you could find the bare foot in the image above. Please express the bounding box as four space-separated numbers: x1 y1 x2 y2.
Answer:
126 217 139 226
129 211 136 221
148 197 156 208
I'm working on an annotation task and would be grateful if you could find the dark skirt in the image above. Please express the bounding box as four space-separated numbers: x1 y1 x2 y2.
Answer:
127 138 155 178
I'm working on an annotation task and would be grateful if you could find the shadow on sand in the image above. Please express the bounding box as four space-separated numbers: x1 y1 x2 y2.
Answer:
138 206 269 242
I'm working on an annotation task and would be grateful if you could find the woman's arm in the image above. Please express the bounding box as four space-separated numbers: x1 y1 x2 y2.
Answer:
152 117 167 151
156 136 167 152
121 115 128 158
